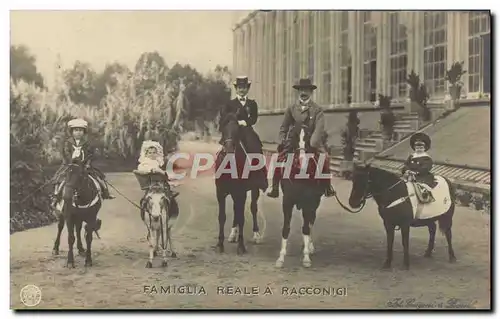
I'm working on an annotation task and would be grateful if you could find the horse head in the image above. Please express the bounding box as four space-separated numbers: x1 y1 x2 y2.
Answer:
221 113 241 154
63 160 92 201
348 161 371 208
348 162 402 209
143 186 170 223
287 123 312 154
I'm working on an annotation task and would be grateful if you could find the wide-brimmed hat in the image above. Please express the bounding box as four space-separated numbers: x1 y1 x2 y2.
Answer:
292 78 317 90
410 132 431 151
232 76 252 88
68 118 88 130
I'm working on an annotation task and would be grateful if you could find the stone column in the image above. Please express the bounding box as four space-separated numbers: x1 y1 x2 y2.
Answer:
331 11 341 106
349 11 364 105
376 11 390 96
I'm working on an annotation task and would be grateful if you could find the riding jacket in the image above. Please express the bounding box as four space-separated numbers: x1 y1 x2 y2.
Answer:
219 97 258 130
279 100 326 151
402 152 435 185
62 137 95 165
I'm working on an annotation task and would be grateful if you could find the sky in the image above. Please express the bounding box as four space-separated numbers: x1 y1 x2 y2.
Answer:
10 10 252 87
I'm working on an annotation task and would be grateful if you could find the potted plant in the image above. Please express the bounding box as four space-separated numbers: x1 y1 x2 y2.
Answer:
446 61 467 109
407 70 431 122
378 94 395 142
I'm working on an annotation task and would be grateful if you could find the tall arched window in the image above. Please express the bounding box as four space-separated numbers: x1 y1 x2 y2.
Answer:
423 12 447 97
389 12 408 99
340 11 351 104
468 12 490 94
320 11 331 104
363 11 377 102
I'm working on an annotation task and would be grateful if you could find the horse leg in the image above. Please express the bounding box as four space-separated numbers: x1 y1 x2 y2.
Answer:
308 208 317 255
228 198 239 243
401 225 411 270
301 208 314 268
250 188 262 244
276 198 293 268
424 221 437 257
161 224 168 268
76 220 85 256
444 228 457 263
382 220 395 269
52 215 65 255
167 225 177 258
216 189 226 253
65 211 76 268
146 228 156 268
234 191 247 255
84 219 95 267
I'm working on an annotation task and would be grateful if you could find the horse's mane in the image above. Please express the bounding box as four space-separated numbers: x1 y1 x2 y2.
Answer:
368 165 401 185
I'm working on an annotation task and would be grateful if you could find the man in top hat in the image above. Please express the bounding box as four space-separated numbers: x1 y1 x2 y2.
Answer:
402 132 436 188
267 78 335 198
218 76 268 191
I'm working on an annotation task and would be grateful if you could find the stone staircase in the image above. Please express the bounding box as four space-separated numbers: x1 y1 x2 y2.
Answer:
330 112 421 176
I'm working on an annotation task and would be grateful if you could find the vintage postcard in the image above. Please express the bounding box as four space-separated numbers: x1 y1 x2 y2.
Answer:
10 9 491 310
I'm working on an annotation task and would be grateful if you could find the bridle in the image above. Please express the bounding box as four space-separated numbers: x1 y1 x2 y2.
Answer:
143 190 172 251
335 168 404 214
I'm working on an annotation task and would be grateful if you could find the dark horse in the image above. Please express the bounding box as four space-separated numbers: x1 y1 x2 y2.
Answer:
275 123 327 268
52 160 102 267
348 163 456 270
215 113 263 255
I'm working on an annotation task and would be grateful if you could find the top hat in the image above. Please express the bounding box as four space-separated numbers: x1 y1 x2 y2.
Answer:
292 78 317 90
410 132 431 151
233 76 252 88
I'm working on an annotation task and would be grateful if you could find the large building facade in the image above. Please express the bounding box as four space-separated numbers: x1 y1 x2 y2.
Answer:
232 11 491 111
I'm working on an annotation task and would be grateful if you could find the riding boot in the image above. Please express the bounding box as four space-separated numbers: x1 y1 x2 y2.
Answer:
267 173 280 198
324 181 335 197
99 180 115 199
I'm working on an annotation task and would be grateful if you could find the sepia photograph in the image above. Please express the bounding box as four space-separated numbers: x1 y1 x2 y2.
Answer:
9 8 491 310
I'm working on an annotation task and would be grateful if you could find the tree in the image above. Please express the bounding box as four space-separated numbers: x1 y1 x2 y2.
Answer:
93 62 131 105
62 61 99 105
10 45 45 89
134 51 169 92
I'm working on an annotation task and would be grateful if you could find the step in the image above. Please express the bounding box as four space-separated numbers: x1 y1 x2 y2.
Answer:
356 141 377 149
394 123 412 130
355 145 377 153
394 119 414 125
363 137 382 144
357 138 377 146
369 133 383 139
401 115 420 121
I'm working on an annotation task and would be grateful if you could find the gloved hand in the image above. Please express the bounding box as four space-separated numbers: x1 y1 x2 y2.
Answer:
238 120 247 127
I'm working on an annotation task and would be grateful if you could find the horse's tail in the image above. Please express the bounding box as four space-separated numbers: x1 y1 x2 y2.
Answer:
437 176 456 234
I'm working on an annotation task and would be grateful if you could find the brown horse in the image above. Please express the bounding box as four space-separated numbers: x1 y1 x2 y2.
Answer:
275 123 327 268
215 113 265 255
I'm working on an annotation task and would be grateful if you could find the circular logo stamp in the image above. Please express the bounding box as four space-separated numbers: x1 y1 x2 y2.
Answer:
20 284 42 307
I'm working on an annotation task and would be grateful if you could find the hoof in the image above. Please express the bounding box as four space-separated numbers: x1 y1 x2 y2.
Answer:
78 249 86 256
449 256 457 263
309 244 315 255
381 262 391 270
237 245 247 255
275 260 284 268
252 232 262 244
66 262 75 268
216 244 224 254
228 235 237 243
146 261 153 268
303 261 311 268
153 251 158 257
161 260 168 267
52 249 59 256
423 251 433 258
171 252 177 258
85 259 93 267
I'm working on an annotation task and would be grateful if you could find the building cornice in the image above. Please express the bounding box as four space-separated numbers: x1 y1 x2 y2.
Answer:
232 10 264 31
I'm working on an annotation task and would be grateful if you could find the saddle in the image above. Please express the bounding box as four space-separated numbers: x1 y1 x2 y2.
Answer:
412 182 435 204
